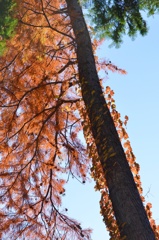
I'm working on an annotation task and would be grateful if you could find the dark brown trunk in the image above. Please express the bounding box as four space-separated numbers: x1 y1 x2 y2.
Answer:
65 0 155 239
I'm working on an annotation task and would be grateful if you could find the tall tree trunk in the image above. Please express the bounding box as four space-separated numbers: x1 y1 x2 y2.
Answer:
65 0 155 239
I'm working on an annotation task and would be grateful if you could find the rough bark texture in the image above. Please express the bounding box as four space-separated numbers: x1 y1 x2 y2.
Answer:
65 0 155 239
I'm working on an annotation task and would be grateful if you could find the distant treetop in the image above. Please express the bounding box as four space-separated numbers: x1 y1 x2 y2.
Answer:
83 0 159 46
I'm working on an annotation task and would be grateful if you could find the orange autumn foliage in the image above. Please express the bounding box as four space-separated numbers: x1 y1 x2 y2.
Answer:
0 0 91 239
0 0 158 239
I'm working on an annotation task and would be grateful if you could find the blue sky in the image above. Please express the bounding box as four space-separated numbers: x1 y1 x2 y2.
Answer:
63 14 159 240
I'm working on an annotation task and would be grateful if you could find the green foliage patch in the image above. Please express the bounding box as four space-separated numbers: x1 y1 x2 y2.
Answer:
0 0 18 55
88 0 159 46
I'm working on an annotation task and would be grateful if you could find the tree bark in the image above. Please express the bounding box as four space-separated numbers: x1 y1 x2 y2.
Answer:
65 0 155 239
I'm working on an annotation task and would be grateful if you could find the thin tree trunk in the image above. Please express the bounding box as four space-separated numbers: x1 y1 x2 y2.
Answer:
65 0 155 239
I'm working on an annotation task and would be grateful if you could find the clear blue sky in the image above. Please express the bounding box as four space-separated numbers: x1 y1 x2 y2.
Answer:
63 14 159 240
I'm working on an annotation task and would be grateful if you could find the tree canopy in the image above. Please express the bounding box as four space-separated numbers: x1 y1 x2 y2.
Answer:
0 0 159 239
89 0 159 45
0 1 90 238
